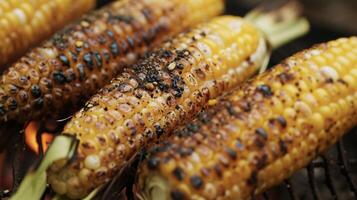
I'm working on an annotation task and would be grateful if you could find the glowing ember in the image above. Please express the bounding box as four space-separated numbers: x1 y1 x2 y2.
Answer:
25 121 54 154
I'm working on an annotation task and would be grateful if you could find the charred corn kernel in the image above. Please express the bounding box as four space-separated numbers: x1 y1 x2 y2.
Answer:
47 16 269 199
135 37 357 200
0 0 95 66
0 0 224 125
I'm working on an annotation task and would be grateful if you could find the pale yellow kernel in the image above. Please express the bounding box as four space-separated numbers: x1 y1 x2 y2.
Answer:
313 56 326 65
203 183 217 197
208 99 218 106
313 88 329 104
271 159 283 176
160 159 176 175
177 183 192 197
20 3 34 18
271 97 283 113
282 155 293 174
324 52 335 62
310 113 324 131
51 179 67 195
307 134 318 151
330 47 343 55
284 84 298 97
284 108 296 119
302 93 317 108
200 38 220 55
79 168 91 185
343 75 356 89
295 101 312 117
337 99 348 114
338 56 351 67
196 42 212 57
207 33 224 47
320 66 339 81
84 154 101 170
167 62 176 71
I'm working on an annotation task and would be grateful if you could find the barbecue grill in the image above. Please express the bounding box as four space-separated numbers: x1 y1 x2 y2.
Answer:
0 0 356 199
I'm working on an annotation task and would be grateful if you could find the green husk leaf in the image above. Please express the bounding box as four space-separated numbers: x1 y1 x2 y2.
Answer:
246 0 310 49
11 135 78 200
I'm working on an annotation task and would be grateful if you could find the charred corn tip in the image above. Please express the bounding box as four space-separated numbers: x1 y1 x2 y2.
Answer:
46 15 269 199
0 0 95 66
136 37 357 200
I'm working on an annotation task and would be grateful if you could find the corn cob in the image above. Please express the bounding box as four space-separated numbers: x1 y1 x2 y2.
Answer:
45 11 310 198
0 0 223 127
135 37 357 200
45 15 269 199
0 0 95 67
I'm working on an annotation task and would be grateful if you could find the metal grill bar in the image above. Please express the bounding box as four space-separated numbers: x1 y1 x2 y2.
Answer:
284 180 298 200
337 141 357 197
308 162 321 200
321 155 339 200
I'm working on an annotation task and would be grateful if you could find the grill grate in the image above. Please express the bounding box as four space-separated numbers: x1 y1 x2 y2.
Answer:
0 1 356 199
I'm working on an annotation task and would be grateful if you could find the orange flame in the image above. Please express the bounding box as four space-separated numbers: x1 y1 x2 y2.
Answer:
25 121 54 154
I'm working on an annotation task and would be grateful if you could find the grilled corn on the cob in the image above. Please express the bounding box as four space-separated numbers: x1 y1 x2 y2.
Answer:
135 37 357 200
46 16 271 199
46 11 310 198
0 0 223 131
0 0 95 67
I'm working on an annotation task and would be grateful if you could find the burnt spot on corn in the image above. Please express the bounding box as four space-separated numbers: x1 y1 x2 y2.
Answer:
178 147 193 157
0 104 4 115
53 34 68 50
93 52 103 68
225 147 237 160
53 71 67 84
279 139 288 155
83 53 94 70
33 98 44 109
337 78 349 86
186 123 200 133
256 154 268 170
268 116 287 129
8 85 18 94
254 128 268 148
154 125 164 138
59 54 70 67
256 85 273 97
147 157 160 170
247 171 258 186
277 72 294 84
276 116 287 128
214 165 222 177
190 175 203 189
110 42 119 56
255 128 268 140
8 98 17 110
171 190 185 200
198 111 211 124
31 85 42 98
76 64 86 81
238 101 251 112
173 167 185 181
225 102 237 116
109 15 133 23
